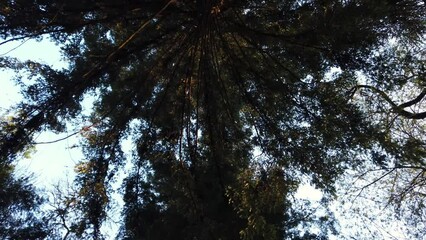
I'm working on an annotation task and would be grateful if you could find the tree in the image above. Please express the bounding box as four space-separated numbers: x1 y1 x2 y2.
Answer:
0 0 425 239
0 145 48 239
340 38 426 239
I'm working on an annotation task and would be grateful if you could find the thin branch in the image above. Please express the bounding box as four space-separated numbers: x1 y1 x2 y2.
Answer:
350 168 396 207
82 0 176 79
31 131 80 145
0 38 31 56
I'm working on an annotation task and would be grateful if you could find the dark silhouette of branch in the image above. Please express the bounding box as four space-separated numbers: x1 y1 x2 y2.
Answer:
31 131 80 145
399 88 426 108
351 85 426 119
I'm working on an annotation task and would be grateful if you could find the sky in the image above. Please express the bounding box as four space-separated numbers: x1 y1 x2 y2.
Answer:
0 38 83 185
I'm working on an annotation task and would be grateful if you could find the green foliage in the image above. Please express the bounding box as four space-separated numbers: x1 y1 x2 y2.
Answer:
0 163 48 239
0 0 425 239
226 167 290 240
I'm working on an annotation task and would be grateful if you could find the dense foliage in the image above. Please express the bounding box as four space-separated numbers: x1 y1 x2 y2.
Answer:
0 0 425 239
0 161 48 239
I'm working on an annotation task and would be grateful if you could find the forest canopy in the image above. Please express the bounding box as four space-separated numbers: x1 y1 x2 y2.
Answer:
0 0 425 239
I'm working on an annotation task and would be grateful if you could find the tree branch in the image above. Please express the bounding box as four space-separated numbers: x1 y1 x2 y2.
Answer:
351 85 426 119
398 88 426 108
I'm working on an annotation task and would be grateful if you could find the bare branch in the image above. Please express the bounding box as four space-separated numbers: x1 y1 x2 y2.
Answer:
351 85 426 119
398 88 426 108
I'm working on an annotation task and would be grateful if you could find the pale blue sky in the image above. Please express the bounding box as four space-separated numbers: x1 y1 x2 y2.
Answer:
0 38 81 186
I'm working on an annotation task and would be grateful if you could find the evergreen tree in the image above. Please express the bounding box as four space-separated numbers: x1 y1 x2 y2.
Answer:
0 0 425 239
0 157 48 239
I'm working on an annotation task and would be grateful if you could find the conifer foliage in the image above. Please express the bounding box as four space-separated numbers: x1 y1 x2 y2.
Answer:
0 0 425 239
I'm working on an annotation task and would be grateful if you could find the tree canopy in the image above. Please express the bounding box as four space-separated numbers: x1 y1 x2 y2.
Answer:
0 0 425 239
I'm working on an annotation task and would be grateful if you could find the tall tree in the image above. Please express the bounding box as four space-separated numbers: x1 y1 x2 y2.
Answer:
0 0 425 239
